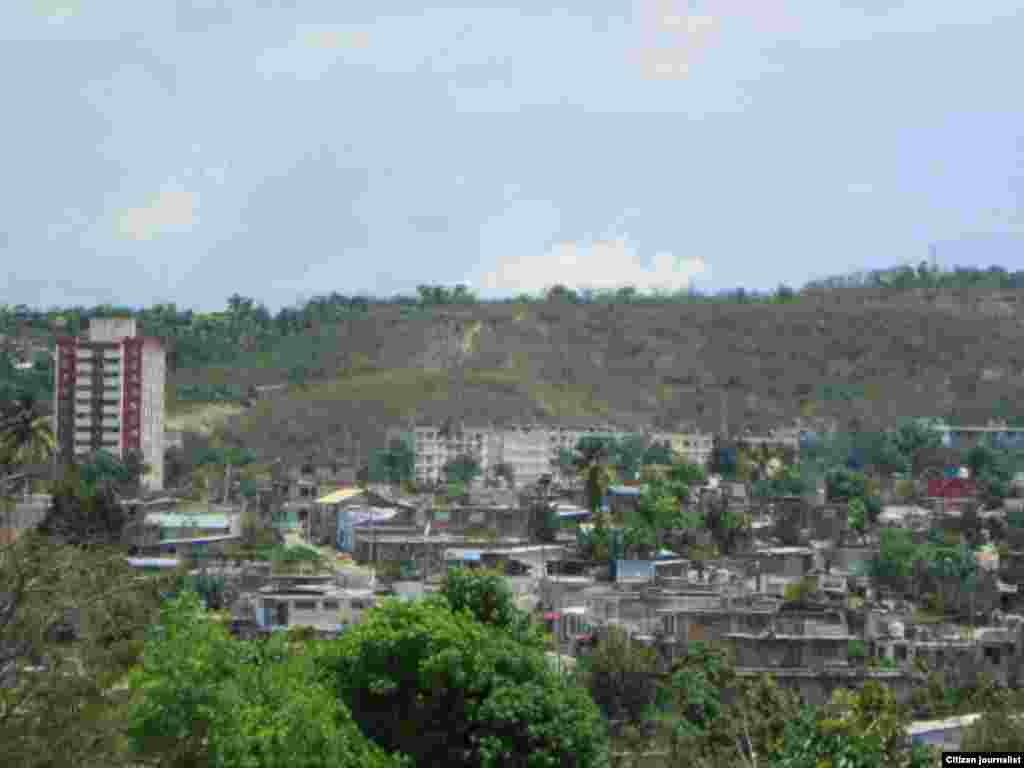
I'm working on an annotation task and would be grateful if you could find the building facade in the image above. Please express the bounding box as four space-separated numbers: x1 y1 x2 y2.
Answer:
53 317 166 490
649 429 715 467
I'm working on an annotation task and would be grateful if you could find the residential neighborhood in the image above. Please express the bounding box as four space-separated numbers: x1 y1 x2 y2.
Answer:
4 2 1024 764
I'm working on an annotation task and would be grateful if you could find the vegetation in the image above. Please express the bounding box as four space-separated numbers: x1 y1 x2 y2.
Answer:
126 591 399 768
0 533 166 768
313 592 608 768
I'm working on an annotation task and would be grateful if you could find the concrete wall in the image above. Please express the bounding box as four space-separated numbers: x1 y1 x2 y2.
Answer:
730 636 850 669
140 338 165 491
88 317 137 343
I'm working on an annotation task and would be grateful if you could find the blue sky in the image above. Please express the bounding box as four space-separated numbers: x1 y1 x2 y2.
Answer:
2 0 1022 311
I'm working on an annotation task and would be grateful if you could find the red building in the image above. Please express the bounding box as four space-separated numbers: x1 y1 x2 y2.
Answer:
53 317 166 490
927 477 977 498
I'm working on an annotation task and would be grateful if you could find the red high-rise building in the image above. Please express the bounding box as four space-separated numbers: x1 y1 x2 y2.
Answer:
53 317 166 490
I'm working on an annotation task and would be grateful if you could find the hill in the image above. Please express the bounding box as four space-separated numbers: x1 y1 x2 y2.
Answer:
176 287 1024 463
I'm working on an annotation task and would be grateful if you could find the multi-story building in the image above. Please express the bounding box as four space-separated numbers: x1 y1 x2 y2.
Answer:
53 317 166 490
649 429 714 467
389 423 492 486
493 425 551 487
391 421 718 490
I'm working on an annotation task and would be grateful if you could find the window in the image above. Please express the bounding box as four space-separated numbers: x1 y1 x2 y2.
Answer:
322 600 340 611
293 601 317 612
985 646 1002 665
895 645 908 662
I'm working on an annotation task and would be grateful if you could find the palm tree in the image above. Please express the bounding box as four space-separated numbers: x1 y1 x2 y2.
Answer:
0 393 55 478
573 437 617 516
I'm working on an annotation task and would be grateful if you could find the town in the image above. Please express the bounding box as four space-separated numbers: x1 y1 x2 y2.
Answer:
6 306 1024 766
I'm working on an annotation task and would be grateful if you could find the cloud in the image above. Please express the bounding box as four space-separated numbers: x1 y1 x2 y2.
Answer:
635 1 720 80
475 234 708 296
304 26 370 51
117 183 197 241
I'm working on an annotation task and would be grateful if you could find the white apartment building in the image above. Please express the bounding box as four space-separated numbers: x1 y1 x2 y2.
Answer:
54 317 166 490
389 424 492 486
495 425 551 488
391 421 715 490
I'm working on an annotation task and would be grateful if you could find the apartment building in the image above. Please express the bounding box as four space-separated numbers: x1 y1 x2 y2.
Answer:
53 317 166 490
388 423 492 486
394 421 717 489
649 429 714 468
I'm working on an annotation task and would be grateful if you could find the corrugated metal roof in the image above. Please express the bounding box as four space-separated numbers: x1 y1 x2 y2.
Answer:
316 487 365 505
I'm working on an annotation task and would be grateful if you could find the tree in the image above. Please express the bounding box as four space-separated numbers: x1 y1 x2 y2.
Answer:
439 567 540 648
574 437 618 515
893 419 943 475
526 495 559 544
870 528 919 590
576 624 659 725
0 390 54 472
847 497 867 542
826 467 867 502
614 434 646 479
768 682 931 768
442 453 481 486
1 533 165 768
314 597 608 768
628 486 682 555
642 441 673 466
38 464 129 547
368 438 415 489
126 591 397 768
960 698 1024 751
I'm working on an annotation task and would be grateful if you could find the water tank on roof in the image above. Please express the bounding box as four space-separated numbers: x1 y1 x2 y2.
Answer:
889 620 905 639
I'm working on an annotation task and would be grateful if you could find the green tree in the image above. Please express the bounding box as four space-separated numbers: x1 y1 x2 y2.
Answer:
1 533 165 768
38 464 129 547
442 453 482 486
960 698 1024 751
439 567 541 648
847 497 867 541
892 419 943 475
127 591 397 768
642 441 674 466
575 624 659 725
870 528 920 589
614 434 646 479
826 467 867 502
314 597 608 768
367 438 415 491
574 437 618 515
769 682 931 768
0 390 54 471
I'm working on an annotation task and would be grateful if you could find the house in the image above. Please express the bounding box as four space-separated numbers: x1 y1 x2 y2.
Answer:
874 621 1024 688
248 575 375 635
310 487 368 545
145 511 234 540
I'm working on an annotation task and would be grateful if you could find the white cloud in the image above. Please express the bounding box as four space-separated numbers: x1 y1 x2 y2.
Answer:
847 182 874 195
305 27 370 51
635 1 720 80
475 235 708 296
117 183 197 241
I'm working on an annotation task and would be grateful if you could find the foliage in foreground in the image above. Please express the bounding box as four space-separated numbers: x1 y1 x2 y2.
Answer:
0 533 165 768
314 596 608 768
127 591 400 768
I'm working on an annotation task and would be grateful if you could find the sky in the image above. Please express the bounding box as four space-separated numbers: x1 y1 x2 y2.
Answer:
2 0 1022 312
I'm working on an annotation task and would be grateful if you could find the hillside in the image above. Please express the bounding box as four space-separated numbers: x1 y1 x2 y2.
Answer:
167 287 1024 463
